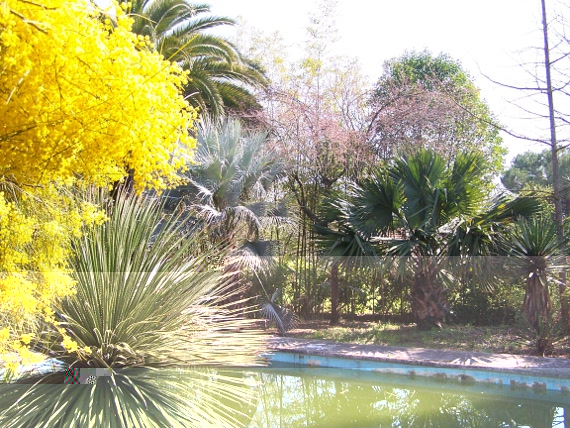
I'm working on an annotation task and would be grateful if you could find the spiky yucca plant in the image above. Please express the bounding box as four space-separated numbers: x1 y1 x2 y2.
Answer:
0 193 266 427
37 191 262 368
503 215 567 355
36 192 266 368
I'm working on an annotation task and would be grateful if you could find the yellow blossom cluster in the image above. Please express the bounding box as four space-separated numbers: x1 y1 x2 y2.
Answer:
0 0 198 369
0 185 108 370
0 0 197 190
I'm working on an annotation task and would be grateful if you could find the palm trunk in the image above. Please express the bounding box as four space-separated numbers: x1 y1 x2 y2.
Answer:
111 168 135 201
523 269 551 333
411 258 446 330
330 262 340 325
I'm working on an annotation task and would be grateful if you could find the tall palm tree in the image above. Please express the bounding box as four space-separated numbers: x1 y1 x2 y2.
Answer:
344 150 541 329
124 0 267 118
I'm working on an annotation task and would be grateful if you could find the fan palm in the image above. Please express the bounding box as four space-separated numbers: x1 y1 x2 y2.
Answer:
166 119 285 245
504 216 564 333
165 119 294 330
314 191 377 325
124 0 267 119
344 150 541 329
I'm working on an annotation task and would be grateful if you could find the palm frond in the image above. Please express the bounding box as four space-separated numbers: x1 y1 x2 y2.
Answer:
124 0 266 118
172 119 285 244
226 240 275 276
260 290 297 336
349 172 405 238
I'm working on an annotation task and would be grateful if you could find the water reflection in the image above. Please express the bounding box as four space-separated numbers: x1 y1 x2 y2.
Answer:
248 366 570 428
0 367 258 428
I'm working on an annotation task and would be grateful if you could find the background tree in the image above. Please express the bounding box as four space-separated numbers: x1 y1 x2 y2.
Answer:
236 1 373 317
124 0 267 119
367 50 505 174
502 148 570 213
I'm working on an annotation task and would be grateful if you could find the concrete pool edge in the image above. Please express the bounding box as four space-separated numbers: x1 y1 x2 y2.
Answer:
264 337 570 392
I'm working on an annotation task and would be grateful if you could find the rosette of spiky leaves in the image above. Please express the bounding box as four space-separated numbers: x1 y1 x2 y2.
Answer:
0 367 258 428
34 192 266 369
500 215 567 353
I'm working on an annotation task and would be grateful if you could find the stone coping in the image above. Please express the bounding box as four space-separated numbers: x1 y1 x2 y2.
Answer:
266 337 570 379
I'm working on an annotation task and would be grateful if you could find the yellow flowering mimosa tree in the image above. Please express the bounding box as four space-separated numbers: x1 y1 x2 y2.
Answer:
0 0 197 370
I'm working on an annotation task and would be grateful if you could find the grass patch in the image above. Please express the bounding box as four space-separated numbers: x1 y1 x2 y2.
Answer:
286 320 570 356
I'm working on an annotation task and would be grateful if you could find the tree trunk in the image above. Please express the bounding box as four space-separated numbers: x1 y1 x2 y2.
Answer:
411 258 446 330
523 269 551 333
540 0 570 328
110 169 135 202
330 263 340 325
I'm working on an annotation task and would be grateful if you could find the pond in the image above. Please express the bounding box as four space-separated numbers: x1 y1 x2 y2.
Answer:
248 364 570 428
1 364 569 427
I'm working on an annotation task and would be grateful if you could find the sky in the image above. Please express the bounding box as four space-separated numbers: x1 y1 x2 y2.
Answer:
208 0 564 166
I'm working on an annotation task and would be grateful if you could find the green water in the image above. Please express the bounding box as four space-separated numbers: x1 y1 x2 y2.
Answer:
1 365 568 427
247 365 570 428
